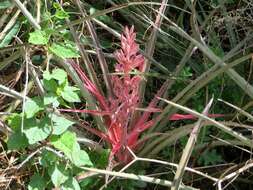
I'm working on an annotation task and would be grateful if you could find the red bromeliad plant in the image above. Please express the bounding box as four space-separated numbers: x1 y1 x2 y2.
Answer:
61 26 223 163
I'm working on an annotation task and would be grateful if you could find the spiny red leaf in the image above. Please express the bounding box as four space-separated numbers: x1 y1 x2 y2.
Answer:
70 62 109 110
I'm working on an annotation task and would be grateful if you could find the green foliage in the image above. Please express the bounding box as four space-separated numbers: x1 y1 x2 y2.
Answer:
24 97 44 118
50 114 75 135
211 0 236 7
90 149 110 168
61 178 81 190
7 114 29 150
51 131 93 167
28 30 50 45
0 0 12 9
79 177 100 189
49 43 80 59
6 67 94 189
43 93 59 106
23 117 51 144
61 86 81 103
48 164 69 187
105 173 147 190
53 3 69 19
27 4 80 59
40 150 58 167
3 0 252 189
0 22 20 48
28 174 47 190
7 71 79 147
42 68 80 106
198 149 223 165
51 68 68 84
7 132 29 150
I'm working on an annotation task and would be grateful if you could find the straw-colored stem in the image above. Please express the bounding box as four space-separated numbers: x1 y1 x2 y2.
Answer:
171 99 213 190
12 0 40 30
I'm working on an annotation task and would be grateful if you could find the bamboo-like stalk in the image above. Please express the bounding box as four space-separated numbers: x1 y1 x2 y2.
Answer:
218 99 253 121
0 84 29 100
217 160 253 189
103 146 217 188
0 81 34 122
0 4 15 29
138 0 168 102
171 98 213 190
0 8 21 41
78 166 198 190
12 0 40 30
36 0 40 23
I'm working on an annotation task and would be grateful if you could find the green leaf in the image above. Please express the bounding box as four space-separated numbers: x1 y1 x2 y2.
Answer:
43 70 51 80
7 132 29 150
23 117 51 144
55 9 69 19
71 149 93 167
28 174 47 190
69 142 93 167
40 150 58 167
48 164 69 187
49 43 80 58
24 97 44 118
51 131 76 157
53 3 69 19
28 30 49 45
51 68 68 84
51 131 92 166
51 114 74 135
0 22 20 48
7 114 21 131
62 178 81 190
0 0 12 9
61 86 80 103
7 114 29 150
43 79 58 92
44 93 59 107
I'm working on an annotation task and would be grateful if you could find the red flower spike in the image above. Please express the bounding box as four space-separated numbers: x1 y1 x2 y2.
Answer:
114 26 144 73
62 26 225 164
